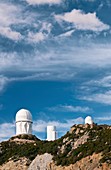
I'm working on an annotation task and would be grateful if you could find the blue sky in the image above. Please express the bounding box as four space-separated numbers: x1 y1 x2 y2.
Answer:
0 0 111 141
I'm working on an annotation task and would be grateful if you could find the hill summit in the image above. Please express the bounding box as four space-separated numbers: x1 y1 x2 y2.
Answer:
0 124 111 170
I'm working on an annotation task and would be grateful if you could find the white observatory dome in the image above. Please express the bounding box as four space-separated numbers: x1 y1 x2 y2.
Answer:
16 109 32 123
15 109 33 135
85 116 93 125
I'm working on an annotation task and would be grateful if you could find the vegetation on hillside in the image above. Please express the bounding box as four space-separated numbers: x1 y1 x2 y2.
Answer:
0 124 111 166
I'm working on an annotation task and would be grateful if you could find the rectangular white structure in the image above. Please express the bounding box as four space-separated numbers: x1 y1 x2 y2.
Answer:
47 125 56 141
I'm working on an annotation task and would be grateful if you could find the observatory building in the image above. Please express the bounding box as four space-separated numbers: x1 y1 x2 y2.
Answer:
47 125 56 141
15 109 33 135
85 116 93 125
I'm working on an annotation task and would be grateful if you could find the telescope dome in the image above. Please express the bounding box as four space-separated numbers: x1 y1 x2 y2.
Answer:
85 116 93 125
16 109 32 123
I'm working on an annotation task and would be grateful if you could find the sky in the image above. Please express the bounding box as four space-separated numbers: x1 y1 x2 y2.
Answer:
0 0 111 141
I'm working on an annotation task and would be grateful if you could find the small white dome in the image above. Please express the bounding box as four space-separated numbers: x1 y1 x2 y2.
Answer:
85 116 93 125
16 109 32 122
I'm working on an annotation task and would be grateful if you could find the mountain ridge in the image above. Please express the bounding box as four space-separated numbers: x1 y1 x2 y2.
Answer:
0 124 111 170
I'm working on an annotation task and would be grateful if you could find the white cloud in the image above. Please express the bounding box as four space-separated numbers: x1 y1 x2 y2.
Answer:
33 117 84 133
0 2 33 27
0 43 111 80
58 30 75 38
82 90 111 105
27 32 46 43
0 123 15 142
0 3 19 27
40 22 52 34
0 71 75 93
91 75 111 87
95 116 111 121
0 74 46 93
0 53 22 70
27 22 52 43
68 44 111 67
55 9 110 31
0 27 22 41
0 3 22 41
0 74 38 93
0 2 53 41
26 0 61 5
48 105 92 113
0 75 9 93
79 75 111 106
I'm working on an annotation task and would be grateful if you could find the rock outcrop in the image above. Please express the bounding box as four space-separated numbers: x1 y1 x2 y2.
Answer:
0 157 30 170
47 153 111 170
28 153 53 170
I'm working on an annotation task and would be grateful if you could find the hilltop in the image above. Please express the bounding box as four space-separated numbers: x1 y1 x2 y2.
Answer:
0 124 111 170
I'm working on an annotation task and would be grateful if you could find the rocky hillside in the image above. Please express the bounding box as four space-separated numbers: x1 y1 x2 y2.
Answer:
0 124 111 170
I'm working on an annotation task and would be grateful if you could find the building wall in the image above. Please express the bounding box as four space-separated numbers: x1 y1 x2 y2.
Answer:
47 126 56 141
16 121 32 135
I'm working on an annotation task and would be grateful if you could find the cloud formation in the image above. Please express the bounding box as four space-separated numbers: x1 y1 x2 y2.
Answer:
79 75 111 105
58 30 75 38
1 43 111 74
48 105 92 113
0 123 15 142
0 27 22 41
0 3 22 40
0 75 9 93
95 116 111 121
55 9 110 31
0 3 19 26
87 75 111 88
27 22 52 43
27 32 46 43
33 117 84 133
26 0 61 5
82 91 111 105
